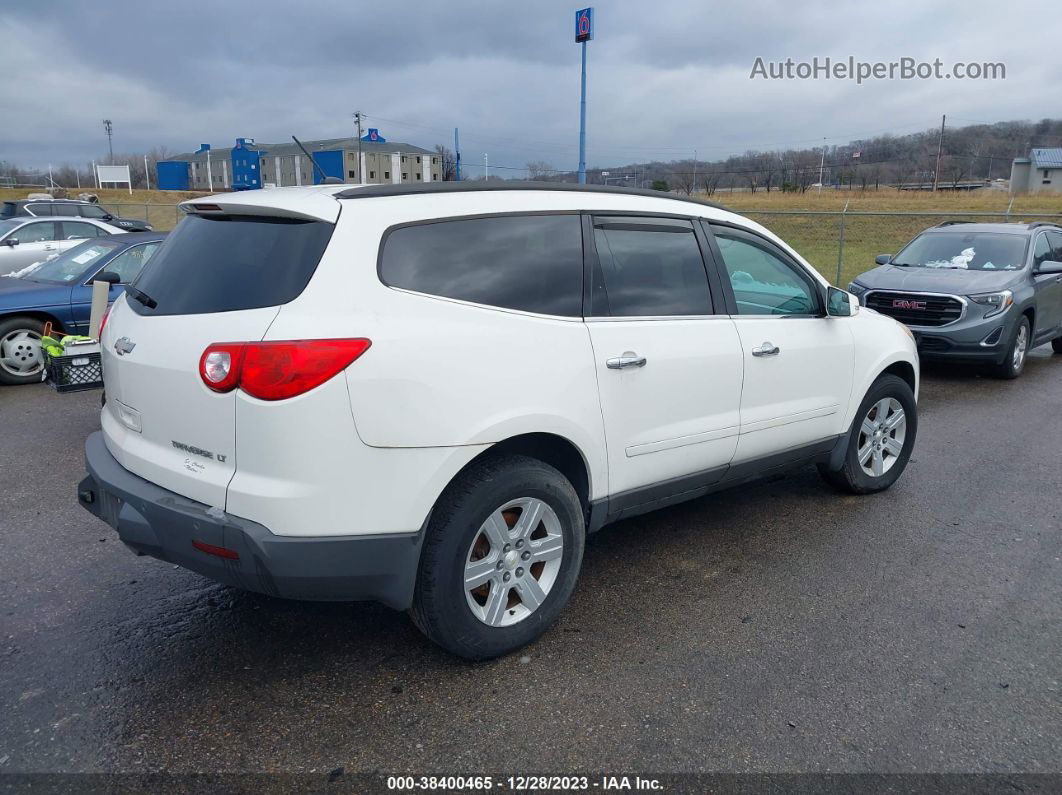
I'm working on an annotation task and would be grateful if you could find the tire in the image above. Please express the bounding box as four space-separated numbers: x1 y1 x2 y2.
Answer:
410 454 585 660
990 316 1030 379
1052 336 1062 354
817 374 917 495
0 316 46 386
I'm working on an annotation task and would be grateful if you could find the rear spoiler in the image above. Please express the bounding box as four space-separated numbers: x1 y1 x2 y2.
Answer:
180 191 340 223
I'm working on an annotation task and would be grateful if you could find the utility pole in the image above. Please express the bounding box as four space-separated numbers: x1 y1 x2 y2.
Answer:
484 153 489 181
454 128 461 181
932 114 945 192
354 111 363 183
692 149 698 193
144 154 150 190
818 138 826 193
102 119 114 164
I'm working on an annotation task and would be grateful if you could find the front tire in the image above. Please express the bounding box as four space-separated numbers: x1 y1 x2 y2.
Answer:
818 374 917 494
1051 336 1062 354
991 316 1030 379
0 316 45 386
410 454 585 660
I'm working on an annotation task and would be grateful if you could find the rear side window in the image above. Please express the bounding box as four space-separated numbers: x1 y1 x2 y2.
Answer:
379 214 583 317
591 217 712 317
130 214 334 316
26 203 53 216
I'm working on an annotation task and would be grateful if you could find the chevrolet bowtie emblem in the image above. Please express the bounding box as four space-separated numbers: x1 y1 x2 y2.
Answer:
114 337 136 356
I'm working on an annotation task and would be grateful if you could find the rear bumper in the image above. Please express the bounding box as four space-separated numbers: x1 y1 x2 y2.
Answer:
78 431 423 610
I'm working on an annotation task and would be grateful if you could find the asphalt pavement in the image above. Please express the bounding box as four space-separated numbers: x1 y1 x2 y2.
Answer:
1 348 1060 780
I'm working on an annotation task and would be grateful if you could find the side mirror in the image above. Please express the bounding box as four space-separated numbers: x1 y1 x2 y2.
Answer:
875 254 892 265
94 270 121 285
1035 260 1062 275
102 214 114 221
826 286 858 317
3 238 18 247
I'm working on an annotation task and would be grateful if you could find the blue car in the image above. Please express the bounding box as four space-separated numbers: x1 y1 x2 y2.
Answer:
0 231 166 385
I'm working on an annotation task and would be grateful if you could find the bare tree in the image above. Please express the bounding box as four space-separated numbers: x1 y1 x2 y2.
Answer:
525 160 556 180
434 145 456 181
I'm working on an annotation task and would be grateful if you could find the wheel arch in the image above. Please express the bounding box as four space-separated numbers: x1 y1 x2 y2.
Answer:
0 310 67 333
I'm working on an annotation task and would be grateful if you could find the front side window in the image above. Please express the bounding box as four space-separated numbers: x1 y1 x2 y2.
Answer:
1033 234 1052 268
102 242 162 283
713 229 818 316
62 221 101 240
79 204 109 219
591 217 711 317
380 214 583 317
1047 231 1062 263
9 222 57 244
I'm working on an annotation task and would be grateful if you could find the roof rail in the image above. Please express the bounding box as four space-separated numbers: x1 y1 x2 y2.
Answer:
1026 220 1062 230
935 220 975 227
333 180 732 211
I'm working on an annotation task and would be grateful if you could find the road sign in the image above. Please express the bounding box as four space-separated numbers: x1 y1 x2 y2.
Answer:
575 7 593 42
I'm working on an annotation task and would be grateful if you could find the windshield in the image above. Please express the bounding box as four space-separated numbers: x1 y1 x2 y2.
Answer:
891 232 1028 271
26 239 122 283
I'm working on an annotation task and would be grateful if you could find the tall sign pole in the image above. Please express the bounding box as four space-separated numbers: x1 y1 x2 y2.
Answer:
575 8 594 185
454 127 461 182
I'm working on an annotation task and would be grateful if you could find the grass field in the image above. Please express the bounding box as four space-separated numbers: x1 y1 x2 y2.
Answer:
4 185 1060 287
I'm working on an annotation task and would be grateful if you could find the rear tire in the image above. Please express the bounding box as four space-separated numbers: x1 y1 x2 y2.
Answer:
991 316 1030 379
1052 336 1062 354
817 374 917 495
410 454 585 660
0 316 45 386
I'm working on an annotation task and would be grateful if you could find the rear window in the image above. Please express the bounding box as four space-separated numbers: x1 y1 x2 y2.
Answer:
129 214 334 316
379 214 583 317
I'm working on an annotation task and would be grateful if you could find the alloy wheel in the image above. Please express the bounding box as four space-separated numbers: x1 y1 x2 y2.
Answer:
857 397 906 478
464 497 564 627
1012 324 1028 371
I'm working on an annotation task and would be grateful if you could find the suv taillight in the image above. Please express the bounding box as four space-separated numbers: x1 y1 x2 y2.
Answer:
199 339 371 400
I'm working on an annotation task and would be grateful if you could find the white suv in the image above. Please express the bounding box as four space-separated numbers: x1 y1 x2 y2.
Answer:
78 183 919 659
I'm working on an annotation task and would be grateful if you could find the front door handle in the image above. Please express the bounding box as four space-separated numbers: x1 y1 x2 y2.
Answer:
606 352 647 369
751 341 780 357
43 245 57 251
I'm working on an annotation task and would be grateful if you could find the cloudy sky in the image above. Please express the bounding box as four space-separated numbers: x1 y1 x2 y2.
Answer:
1 0 1057 175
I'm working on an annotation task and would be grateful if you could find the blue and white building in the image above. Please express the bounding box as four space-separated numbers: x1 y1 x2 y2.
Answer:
157 131 441 191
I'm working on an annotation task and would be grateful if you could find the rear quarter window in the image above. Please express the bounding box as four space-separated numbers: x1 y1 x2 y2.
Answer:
379 214 584 317
129 214 334 316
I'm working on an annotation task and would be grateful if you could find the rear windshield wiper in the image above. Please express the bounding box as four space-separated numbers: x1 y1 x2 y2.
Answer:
125 284 158 309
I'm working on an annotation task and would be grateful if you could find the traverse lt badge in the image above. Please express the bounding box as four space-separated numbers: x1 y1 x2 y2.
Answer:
114 337 136 356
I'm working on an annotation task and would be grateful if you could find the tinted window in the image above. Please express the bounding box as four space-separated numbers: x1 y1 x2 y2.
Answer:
380 214 583 316
131 214 334 316
1033 234 1052 268
53 203 81 216
591 217 711 317
26 203 53 216
79 204 109 219
62 221 100 240
713 229 819 316
1 202 18 218
1048 231 1062 262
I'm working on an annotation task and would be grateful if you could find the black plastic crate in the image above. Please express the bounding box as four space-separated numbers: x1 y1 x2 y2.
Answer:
45 350 104 393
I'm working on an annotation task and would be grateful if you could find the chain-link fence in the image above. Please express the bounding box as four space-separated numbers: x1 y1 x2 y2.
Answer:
101 202 1062 289
743 210 1062 288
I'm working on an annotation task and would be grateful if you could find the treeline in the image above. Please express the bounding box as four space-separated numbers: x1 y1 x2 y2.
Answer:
528 118 1062 194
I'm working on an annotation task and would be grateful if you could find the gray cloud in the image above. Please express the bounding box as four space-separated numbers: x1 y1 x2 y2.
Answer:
1 1 1056 173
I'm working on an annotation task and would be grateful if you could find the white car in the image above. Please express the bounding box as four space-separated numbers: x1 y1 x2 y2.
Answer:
78 183 919 659
0 216 126 272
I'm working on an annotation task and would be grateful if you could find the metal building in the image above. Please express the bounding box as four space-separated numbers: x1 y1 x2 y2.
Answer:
157 132 441 191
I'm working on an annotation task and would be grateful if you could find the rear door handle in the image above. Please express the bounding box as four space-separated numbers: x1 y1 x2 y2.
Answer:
751 341 780 357
606 352 647 369
43 245 57 251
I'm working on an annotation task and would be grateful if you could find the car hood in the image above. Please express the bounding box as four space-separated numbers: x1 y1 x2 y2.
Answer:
852 264 1023 295
0 276 70 307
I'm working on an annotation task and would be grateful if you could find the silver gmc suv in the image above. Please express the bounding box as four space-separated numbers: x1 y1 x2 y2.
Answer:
849 221 1062 378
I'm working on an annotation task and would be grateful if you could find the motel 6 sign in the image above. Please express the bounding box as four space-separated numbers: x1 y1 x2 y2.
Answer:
575 7 593 42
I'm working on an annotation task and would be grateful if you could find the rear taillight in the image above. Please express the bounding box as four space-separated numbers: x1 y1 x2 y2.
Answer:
98 304 112 339
199 338 371 400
